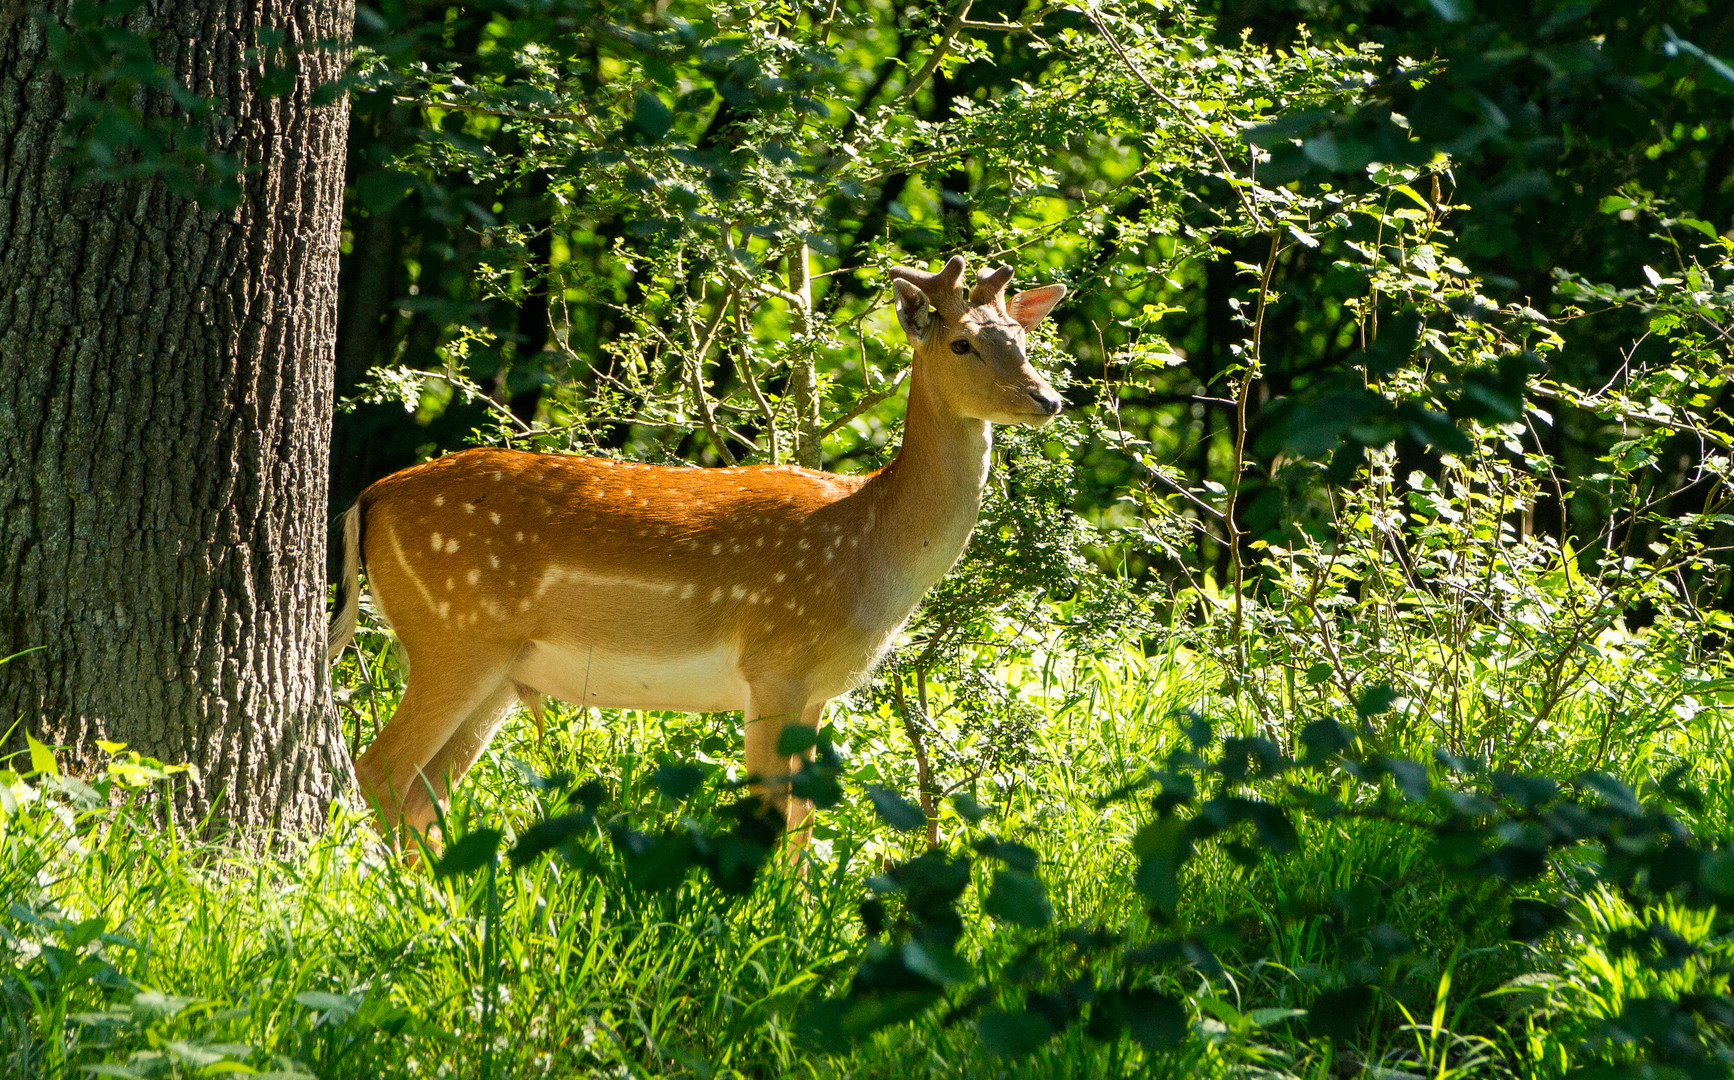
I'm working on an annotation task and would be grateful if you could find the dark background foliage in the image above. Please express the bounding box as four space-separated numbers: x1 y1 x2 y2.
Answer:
307 0 1734 612
8 0 1732 1076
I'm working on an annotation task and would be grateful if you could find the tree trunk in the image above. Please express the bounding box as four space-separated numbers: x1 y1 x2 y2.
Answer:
0 0 355 832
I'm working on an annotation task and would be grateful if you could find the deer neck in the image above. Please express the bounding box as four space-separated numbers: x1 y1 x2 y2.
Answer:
861 365 992 596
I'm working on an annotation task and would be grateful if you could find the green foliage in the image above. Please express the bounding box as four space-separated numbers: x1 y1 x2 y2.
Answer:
18 0 1734 1076
10 397 1733 1074
32 0 261 207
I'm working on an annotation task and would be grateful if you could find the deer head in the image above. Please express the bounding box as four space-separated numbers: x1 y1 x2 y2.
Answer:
889 255 1068 426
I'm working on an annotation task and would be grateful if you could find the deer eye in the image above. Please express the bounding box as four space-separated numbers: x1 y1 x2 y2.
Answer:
949 339 972 355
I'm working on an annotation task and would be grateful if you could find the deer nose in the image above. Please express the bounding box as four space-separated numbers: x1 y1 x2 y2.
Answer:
1030 390 1063 415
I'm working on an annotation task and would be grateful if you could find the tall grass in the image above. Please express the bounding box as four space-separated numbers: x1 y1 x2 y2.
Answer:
5 610 1728 1078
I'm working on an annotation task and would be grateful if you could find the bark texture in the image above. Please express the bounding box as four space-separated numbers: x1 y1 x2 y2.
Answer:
0 0 355 831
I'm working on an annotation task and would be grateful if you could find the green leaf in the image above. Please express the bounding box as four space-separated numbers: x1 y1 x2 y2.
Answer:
1248 802 1299 854
983 869 1053 929
1701 849 1734 897
292 991 359 1015
1240 109 1330 146
866 785 926 831
1492 771 1559 809
1303 662 1332 685
1404 408 1474 454
259 64 295 99
1355 684 1398 718
1509 898 1571 941
1124 989 1188 1049
976 1009 1055 1058
165 1040 225 1067
1576 771 1643 817
354 169 415 214
1378 757 1431 802
27 734 58 776
295 989 360 1031
653 763 705 801
508 812 591 868
130 990 192 1022
1299 719 1352 762
1307 985 1375 1040
776 725 817 755
1301 132 1342 170
975 838 1039 872
630 89 672 142
1135 855 1179 915
432 827 501 877
951 792 992 823
617 829 693 892
1248 1007 1307 1028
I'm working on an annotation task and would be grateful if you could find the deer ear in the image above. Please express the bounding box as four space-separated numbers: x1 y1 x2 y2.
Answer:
1006 283 1067 330
892 278 932 340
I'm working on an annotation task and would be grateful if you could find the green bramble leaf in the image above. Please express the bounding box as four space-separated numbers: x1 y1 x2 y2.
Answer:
1124 989 1188 1049
653 763 706 801
432 827 501 877
977 1008 1055 1058
1308 985 1375 1040
776 725 818 755
983 869 1053 929
951 792 992 823
866 785 926 832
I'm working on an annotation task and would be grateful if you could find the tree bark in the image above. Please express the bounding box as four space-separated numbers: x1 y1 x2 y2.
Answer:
0 0 355 832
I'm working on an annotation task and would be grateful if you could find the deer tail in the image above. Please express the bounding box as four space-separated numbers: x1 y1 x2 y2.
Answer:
326 502 364 666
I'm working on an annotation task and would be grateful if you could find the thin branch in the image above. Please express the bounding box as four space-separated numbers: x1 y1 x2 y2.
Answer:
1085 11 1264 227
819 367 910 438
685 288 740 465
892 0 974 106
1531 382 1732 450
1225 230 1284 676
1143 465 1228 524
397 96 602 137
733 299 781 464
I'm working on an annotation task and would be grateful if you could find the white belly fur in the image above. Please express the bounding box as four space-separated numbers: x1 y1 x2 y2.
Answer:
510 639 750 714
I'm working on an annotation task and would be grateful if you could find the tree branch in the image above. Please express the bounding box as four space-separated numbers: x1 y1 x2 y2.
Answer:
892 0 974 107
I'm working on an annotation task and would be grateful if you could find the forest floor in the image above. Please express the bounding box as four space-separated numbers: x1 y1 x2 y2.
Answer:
3 630 1731 1079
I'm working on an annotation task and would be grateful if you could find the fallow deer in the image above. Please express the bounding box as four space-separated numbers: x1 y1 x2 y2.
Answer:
326 255 1068 846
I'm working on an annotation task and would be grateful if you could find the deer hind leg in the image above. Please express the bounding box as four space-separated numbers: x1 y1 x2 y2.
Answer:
354 650 513 846
394 681 520 842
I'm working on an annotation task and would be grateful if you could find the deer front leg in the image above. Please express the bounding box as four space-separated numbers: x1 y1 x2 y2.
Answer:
782 700 828 852
744 688 824 861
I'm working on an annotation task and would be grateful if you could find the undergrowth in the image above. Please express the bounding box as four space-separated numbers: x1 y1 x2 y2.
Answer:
3 613 1730 1078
